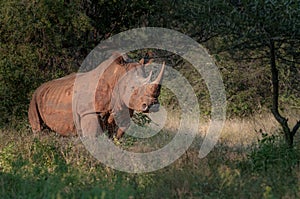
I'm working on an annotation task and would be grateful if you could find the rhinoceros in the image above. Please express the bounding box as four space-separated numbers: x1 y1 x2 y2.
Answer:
28 52 165 138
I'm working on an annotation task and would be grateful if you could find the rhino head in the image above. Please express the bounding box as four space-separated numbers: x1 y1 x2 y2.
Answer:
114 58 165 114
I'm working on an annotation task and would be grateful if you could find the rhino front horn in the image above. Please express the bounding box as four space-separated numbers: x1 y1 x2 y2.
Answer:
152 62 165 85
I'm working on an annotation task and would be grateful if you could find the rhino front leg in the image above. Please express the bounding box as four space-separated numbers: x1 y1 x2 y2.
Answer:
106 114 125 139
80 113 103 137
116 128 125 139
113 109 133 139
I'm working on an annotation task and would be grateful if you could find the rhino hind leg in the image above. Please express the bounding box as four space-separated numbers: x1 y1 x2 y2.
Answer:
28 94 42 133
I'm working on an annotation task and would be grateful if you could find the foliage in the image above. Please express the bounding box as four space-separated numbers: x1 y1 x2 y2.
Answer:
249 132 300 172
0 130 137 199
220 0 300 115
184 0 300 144
174 0 300 115
1 0 299 127
1 128 300 198
227 1 299 101
0 0 91 127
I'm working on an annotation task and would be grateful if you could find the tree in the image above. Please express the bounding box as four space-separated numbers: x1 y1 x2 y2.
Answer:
214 0 300 146
171 0 300 146
0 0 92 126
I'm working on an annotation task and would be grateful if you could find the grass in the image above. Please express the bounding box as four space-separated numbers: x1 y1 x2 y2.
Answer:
1 112 300 198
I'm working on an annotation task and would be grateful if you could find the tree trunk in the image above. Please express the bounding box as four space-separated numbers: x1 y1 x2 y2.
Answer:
269 39 300 147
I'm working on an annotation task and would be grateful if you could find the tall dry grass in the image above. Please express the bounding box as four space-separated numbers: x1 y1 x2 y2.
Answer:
163 109 300 149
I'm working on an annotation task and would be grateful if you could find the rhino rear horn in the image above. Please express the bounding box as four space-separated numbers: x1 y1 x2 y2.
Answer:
142 71 153 85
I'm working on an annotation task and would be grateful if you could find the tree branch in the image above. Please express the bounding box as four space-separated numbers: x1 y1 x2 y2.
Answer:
277 54 300 65
292 121 300 137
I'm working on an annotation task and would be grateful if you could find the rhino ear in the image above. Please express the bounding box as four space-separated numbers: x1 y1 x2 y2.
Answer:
144 51 154 65
144 58 153 66
139 58 145 65
111 52 127 65
137 56 154 79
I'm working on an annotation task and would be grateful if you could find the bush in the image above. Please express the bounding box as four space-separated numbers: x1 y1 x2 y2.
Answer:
0 0 92 127
249 132 300 172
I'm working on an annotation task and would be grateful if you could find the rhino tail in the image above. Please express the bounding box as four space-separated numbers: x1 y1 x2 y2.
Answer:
28 92 42 133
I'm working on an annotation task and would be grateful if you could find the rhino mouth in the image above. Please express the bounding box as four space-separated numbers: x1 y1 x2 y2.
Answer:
142 103 160 113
